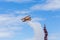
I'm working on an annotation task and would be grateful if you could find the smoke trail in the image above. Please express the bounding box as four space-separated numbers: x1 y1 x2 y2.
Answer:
27 21 44 40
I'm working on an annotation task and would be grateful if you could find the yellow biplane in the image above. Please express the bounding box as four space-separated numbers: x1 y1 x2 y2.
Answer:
21 15 31 22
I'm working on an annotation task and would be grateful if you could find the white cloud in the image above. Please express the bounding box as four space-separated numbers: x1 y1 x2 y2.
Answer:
0 28 8 32
0 28 14 38
0 32 14 38
30 0 60 10
25 38 34 40
49 33 60 40
9 27 23 31
32 17 46 21
4 0 34 3
6 10 30 15
0 14 22 25
0 14 23 38
15 10 30 14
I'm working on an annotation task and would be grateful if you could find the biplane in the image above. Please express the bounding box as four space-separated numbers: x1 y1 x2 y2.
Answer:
21 15 31 22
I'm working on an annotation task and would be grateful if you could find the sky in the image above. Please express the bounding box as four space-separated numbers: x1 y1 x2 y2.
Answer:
0 0 60 40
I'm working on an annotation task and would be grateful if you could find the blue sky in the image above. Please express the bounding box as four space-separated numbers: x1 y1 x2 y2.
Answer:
0 0 60 40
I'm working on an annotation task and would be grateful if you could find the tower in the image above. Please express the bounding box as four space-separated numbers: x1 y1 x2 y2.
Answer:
44 24 48 40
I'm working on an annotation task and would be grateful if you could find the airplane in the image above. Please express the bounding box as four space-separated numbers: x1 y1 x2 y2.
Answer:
21 15 31 22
